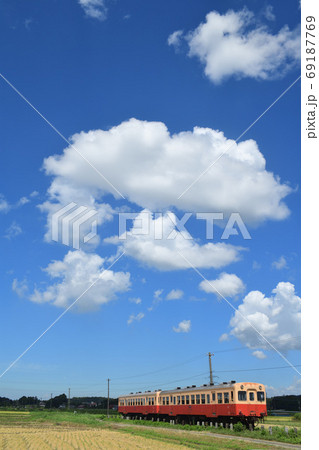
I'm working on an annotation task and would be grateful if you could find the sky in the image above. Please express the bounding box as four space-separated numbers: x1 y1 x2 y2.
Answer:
0 0 301 401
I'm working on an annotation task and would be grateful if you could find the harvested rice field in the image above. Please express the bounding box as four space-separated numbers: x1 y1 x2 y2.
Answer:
0 424 187 449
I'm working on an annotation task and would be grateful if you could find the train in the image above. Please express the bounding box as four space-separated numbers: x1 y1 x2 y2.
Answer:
118 381 267 427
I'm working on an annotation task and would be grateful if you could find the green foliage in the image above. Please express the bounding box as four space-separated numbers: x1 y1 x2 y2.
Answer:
233 422 244 432
293 412 301 421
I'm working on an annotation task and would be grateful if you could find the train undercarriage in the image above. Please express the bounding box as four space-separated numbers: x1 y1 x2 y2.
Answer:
121 413 261 429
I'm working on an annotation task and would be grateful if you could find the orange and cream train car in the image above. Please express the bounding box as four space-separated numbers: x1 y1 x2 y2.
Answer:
118 381 267 427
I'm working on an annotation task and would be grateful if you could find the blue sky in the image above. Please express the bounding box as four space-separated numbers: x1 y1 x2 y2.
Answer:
0 0 300 400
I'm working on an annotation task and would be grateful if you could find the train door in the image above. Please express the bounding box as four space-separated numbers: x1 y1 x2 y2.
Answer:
247 388 257 415
211 391 217 419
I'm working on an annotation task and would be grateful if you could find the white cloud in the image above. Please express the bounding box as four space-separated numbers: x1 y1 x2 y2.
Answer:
78 0 107 21
228 282 301 352
29 250 130 311
106 210 242 271
263 5 276 22
266 377 301 396
0 194 10 213
199 272 245 298
12 278 28 298
168 30 183 48
43 118 292 225
272 255 288 270
252 350 267 359
129 297 142 304
4 222 22 239
127 312 145 325
39 182 114 245
166 289 184 300
17 196 30 206
219 333 229 342
154 289 163 299
171 9 300 83
173 319 191 333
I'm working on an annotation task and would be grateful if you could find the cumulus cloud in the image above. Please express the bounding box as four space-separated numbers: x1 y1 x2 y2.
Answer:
129 297 142 304
219 333 229 342
39 182 114 245
168 30 183 48
252 350 267 359
228 282 301 352
170 9 300 83
272 255 288 270
0 194 10 213
166 289 184 300
12 278 28 298
4 222 22 239
127 312 145 325
43 118 292 225
29 250 130 311
78 0 107 20
173 319 191 333
199 273 245 298
106 210 242 271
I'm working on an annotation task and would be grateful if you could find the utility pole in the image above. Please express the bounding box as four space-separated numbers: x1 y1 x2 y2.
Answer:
68 388 71 410
208 352 214 385
107 378 110 418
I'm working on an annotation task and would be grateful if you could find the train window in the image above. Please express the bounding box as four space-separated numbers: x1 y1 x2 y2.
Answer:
231 391 233 402
224 393 229 404
181 396 185 405
170 396 173 403
186 395 190 405
191 395 195 405
249 392 255 401
217 393 223 404
177 396 180 405
238 391 247 401
167 396 169 405
257 392 265 402
201 394 206 404
212 393 216 402
207 394 210 404
196 394 200 404
173 396 176 405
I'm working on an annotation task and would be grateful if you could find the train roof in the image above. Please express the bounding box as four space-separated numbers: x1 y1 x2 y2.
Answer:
119 381 264 398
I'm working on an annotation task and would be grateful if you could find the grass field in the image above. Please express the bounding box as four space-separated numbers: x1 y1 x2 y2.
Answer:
0 410 301 449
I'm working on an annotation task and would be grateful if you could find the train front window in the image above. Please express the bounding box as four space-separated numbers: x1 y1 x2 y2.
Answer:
207 394 210 404
231 391 233 402
257 392 265 402
238 391 247 401
212 393 216 402
224 392 229 404
217 393 222 404
249 392 255 401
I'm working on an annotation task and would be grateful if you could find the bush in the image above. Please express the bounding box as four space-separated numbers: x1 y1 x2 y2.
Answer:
233 422 244 432
293 413 301 421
